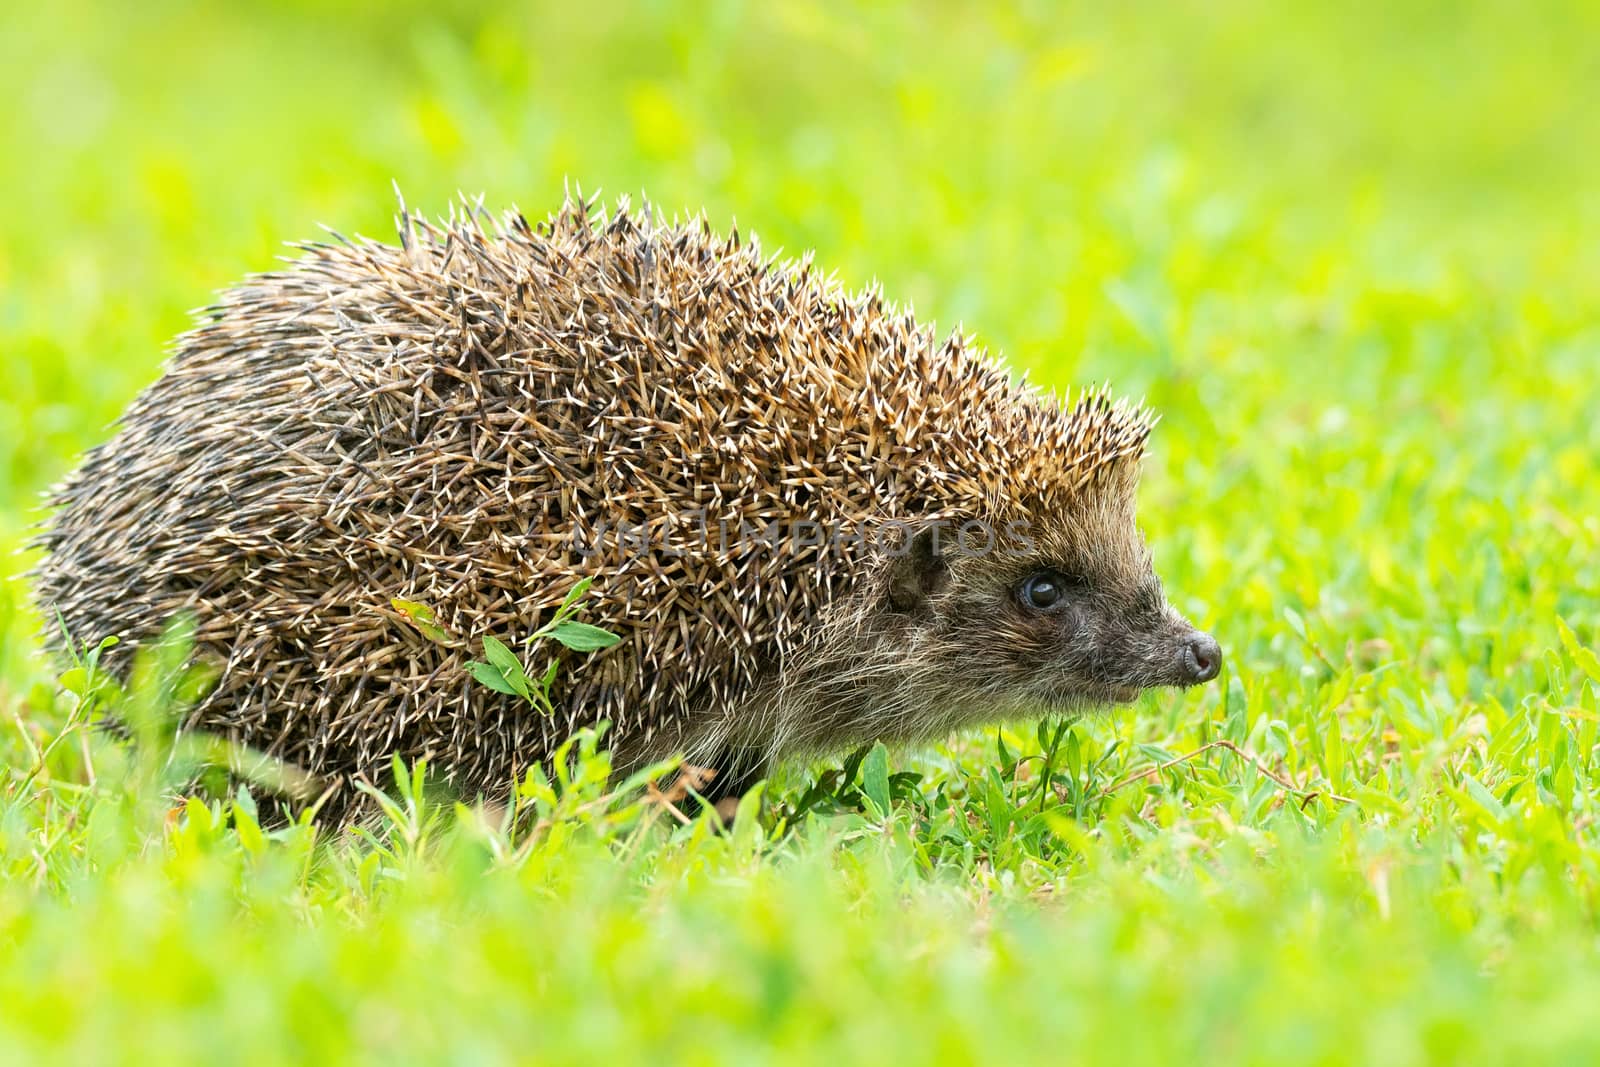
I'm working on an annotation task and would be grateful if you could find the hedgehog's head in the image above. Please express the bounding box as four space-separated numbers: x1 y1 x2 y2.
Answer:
882 511 1218 722
871 391 1220 726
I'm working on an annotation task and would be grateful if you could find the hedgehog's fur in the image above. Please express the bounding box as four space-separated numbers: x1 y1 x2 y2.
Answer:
35 192 1220 814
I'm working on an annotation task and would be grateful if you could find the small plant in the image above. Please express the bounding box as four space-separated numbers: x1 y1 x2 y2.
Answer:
55 620 124 715
465 578 621 713
39 616 322 819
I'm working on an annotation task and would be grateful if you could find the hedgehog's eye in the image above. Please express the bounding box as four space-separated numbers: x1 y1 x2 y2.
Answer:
1018 571 1065 611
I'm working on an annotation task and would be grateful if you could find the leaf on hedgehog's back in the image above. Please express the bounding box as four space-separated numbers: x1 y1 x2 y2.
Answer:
481 636 518 675
468 637 533 701
549 622 622 652
391 598 449 644
465 659 522 698
557 577 596 614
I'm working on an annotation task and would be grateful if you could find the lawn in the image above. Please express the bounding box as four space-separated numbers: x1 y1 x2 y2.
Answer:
3 2 1600 1063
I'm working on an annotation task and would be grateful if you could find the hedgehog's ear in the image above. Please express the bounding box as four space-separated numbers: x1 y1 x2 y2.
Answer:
888 524 948 612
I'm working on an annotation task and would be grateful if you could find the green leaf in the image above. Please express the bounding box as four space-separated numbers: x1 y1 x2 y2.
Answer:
482 636 526 684
58 667 88 698
549 621 622 652
1556 617 1600 684
557 577 595 614
391 597 434 623
233 791 264 855
466 660 521 696
861 742 891 817
1462 774 1508 823
985 776 1014 838
173 658 222 705
1323 715 1346 786
392 598 449 643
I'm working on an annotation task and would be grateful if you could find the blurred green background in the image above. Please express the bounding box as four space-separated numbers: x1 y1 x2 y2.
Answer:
3 2 1600 1062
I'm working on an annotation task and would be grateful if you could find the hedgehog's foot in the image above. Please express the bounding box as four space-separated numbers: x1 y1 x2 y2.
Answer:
669 753 765 827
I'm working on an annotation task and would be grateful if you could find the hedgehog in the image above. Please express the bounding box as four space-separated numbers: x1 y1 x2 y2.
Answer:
34 192 1221 817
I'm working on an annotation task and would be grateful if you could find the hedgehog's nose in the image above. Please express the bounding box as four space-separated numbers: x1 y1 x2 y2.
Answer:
1179 630 1222 685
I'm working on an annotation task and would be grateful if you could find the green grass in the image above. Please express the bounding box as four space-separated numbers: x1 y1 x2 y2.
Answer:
4 2 1600 1062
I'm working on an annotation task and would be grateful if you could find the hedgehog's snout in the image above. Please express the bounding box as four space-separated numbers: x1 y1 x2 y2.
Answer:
1175 627 1222 686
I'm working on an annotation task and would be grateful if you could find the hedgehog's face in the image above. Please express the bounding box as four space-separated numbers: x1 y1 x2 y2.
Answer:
884 510 1220 717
